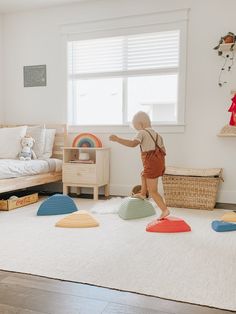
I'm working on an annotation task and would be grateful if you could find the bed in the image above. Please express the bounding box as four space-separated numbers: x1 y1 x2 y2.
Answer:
0 124 67 194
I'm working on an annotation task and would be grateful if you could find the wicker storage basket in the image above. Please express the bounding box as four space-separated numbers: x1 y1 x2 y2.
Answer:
163 167 223 210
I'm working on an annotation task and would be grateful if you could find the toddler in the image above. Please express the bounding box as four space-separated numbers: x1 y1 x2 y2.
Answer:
109 111 170 219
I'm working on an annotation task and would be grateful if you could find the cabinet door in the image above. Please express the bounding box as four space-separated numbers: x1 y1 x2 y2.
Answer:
63 164 96 184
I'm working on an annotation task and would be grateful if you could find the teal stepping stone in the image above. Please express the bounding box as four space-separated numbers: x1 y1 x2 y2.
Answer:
118 197 156 220
212 220 236 232
37 194 78 216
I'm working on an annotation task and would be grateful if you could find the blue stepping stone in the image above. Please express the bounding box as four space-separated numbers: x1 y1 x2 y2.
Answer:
118 197 156 220
211 220 236 232
37 194 78 216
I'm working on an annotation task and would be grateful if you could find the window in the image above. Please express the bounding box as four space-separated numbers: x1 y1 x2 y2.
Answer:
68 29 183 126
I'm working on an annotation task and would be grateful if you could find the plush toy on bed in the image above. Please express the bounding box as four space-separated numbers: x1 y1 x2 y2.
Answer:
19 136 37 161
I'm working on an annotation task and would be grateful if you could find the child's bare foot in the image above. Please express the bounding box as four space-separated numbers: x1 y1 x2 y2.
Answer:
158 209 170 220
131 193 146 200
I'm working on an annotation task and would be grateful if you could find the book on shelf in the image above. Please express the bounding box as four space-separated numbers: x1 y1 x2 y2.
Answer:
69 160 95 164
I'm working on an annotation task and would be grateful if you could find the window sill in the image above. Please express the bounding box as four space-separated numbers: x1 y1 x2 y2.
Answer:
68 124 185 134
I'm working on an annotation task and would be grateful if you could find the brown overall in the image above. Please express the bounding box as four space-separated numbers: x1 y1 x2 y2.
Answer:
140 129 166 179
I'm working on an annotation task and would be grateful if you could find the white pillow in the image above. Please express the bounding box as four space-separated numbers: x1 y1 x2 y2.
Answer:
42 129 56 158
27 126 46 158
0 126 27 159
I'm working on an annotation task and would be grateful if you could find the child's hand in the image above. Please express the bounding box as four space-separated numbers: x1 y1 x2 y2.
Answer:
109 135 118 142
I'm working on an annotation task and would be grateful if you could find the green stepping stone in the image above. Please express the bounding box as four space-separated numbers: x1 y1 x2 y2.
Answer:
118 197 156 220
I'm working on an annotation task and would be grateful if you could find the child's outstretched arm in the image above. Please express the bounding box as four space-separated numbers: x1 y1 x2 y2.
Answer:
109 135 140 147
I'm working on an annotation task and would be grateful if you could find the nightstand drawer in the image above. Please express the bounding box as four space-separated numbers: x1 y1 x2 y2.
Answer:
63 164 96 184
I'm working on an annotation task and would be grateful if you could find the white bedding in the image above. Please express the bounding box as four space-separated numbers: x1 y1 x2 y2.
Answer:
0 158 62 179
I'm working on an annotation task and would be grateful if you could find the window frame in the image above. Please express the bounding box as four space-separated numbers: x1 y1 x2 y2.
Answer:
62 9 188 132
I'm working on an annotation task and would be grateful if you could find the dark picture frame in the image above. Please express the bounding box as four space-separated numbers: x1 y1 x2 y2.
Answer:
23 64 47 87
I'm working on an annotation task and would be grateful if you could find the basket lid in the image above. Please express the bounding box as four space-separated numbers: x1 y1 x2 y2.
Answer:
165 166 223 177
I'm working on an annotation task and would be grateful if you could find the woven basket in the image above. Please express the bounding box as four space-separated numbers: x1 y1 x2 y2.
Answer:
163 167 223 210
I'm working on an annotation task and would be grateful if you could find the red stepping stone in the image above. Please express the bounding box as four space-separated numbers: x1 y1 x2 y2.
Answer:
146 216 191 233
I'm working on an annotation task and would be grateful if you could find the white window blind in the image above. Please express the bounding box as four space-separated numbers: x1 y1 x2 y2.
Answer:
68 30 179 77
127 31 179 70
67 25 186 126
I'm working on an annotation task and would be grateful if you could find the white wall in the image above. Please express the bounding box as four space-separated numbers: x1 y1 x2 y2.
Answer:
0 15 3 123
2 0 236 202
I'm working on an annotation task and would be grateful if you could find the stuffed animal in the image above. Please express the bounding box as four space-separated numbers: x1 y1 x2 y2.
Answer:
19 136 37 161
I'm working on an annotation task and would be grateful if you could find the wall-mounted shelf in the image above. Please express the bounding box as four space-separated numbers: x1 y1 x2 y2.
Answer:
219 43 236 52
218 125 236 137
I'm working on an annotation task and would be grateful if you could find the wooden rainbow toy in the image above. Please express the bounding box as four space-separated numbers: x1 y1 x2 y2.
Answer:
72 133 102 148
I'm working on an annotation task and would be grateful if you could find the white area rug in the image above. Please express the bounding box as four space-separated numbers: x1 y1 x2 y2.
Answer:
91 197 124 214
0 198 235 311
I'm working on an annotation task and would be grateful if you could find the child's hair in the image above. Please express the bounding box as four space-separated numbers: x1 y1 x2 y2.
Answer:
132 111 151 129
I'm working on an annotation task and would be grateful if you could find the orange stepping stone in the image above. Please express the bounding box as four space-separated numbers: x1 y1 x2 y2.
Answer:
55 210 99 228
146 216 191 233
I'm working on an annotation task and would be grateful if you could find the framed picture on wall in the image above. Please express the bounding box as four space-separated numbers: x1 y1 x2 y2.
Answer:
23 64 47 87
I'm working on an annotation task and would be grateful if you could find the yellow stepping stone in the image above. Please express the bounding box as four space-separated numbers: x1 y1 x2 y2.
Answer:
55 210 99 228
221 212 236 223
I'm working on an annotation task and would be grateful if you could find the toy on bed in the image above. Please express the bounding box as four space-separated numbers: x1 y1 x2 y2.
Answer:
19 136 37 161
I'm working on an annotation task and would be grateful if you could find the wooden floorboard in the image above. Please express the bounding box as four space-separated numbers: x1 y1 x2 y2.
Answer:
102 302 168 314
0 303 45 314
0 270 233 314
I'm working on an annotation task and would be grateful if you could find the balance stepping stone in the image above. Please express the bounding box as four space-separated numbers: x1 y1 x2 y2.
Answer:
146 216 191 233
221 212 236 223
118 197 155 220
211 220 236 232
55 210 99 228
37 194 78 216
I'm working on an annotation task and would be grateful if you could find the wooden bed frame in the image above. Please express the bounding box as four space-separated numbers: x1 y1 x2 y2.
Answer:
0 124 67 194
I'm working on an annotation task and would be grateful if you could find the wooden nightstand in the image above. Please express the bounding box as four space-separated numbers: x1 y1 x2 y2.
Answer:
62 147 110 200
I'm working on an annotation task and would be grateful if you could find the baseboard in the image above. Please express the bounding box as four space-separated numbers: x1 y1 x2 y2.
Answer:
31 183 236 204
216 202 236 210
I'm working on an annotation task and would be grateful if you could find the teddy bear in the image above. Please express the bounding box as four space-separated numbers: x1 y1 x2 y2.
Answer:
19 136 37 161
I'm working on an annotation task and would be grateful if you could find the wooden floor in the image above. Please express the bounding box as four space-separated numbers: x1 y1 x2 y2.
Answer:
0 270 233 314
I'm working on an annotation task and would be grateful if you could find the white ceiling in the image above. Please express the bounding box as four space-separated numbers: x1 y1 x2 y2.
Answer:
0 0 90 14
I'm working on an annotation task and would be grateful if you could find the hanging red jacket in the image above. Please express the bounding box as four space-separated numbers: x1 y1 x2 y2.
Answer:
228 94 236 126
229 112 236 126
